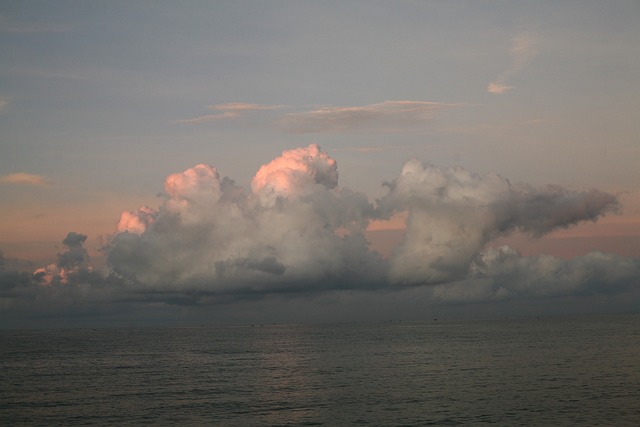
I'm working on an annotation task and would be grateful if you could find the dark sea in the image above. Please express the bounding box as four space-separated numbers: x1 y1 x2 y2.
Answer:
2 314 639 426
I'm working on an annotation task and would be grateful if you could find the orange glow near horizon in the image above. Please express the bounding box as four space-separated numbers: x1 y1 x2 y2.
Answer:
366 212 408 231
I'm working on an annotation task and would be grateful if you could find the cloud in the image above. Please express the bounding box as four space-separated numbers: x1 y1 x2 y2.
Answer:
0 173 48 186
487 82 514 95
0 96 8 113
174 112 240 124
33 232 95 286
175 103 283 124
1 145 637 324
107 144 382 293
251 144 339 205
209 103 283 112
432 246 640 303
376 160 618 285
174 100 455 132
277 101 456 133
488 30 539 94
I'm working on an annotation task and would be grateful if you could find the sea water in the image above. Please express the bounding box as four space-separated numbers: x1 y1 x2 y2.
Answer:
2 314 639 426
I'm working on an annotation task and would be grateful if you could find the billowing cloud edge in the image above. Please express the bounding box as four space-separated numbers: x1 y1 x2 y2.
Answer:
1 144 638 322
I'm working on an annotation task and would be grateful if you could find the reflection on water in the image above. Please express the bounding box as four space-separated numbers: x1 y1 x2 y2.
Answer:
2 315 640 425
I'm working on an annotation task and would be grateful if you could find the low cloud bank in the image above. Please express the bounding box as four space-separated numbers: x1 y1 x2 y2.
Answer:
2 145 638 323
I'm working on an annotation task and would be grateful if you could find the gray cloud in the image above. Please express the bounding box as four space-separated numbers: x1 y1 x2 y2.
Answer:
107 145 383 293
377 160 618 286
0 145 635 325
432 246 640 302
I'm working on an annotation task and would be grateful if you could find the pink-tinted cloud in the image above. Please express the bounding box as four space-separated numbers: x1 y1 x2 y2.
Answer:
208 102 283 112
3 146 636 324
487 82 515 95
252 144 338 205
116 206 157 235
174 111 241 124
107 144 380 289
488 30 539 94
0 172 48 186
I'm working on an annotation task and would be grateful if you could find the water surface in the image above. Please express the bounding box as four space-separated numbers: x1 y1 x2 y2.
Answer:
2 314 639 425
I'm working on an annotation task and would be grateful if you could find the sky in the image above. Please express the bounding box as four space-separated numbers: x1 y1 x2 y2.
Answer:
1 1 639 327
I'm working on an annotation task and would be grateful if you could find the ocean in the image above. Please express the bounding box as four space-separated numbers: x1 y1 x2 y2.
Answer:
2 314 639 426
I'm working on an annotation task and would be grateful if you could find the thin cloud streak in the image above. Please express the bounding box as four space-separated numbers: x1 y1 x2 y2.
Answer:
487 82 514 95
174 100 456 131
174 112 241 124
208 103 284 112
0 173 49 186
175 103 284 124
278 101 457 134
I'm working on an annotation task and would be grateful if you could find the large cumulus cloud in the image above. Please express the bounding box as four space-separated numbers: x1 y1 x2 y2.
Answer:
1 144 637 323
107 144 383 293
377 160 619 285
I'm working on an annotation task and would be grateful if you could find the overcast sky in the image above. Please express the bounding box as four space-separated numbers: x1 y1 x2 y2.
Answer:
1 1 639 327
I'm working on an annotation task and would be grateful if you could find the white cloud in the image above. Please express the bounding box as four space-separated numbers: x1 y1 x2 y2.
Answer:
376 160 618 285
104 147 618 294
107 144 381 291
1 146 635 323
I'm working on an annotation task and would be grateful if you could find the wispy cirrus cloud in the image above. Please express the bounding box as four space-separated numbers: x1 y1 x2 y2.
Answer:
487 82 515 95
174 100 457 132
174 103 284 124
488 29 539 94
0 172 49 186
277 101 457 134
